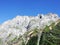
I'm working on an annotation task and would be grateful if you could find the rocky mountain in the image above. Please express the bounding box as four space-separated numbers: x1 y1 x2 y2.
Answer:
0 13 60 45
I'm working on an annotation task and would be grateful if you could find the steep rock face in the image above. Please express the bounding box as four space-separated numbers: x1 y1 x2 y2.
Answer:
0 13 59 45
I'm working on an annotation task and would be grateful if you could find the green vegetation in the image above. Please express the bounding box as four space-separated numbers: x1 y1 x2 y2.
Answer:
0 38 3 45
25 22 60 45
27 36 38 45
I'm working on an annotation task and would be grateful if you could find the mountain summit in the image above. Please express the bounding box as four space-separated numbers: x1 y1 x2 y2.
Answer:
0 13 60 45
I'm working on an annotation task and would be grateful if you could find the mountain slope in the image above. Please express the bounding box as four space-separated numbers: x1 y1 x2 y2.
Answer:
0 13 60 45
26 19 60 45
